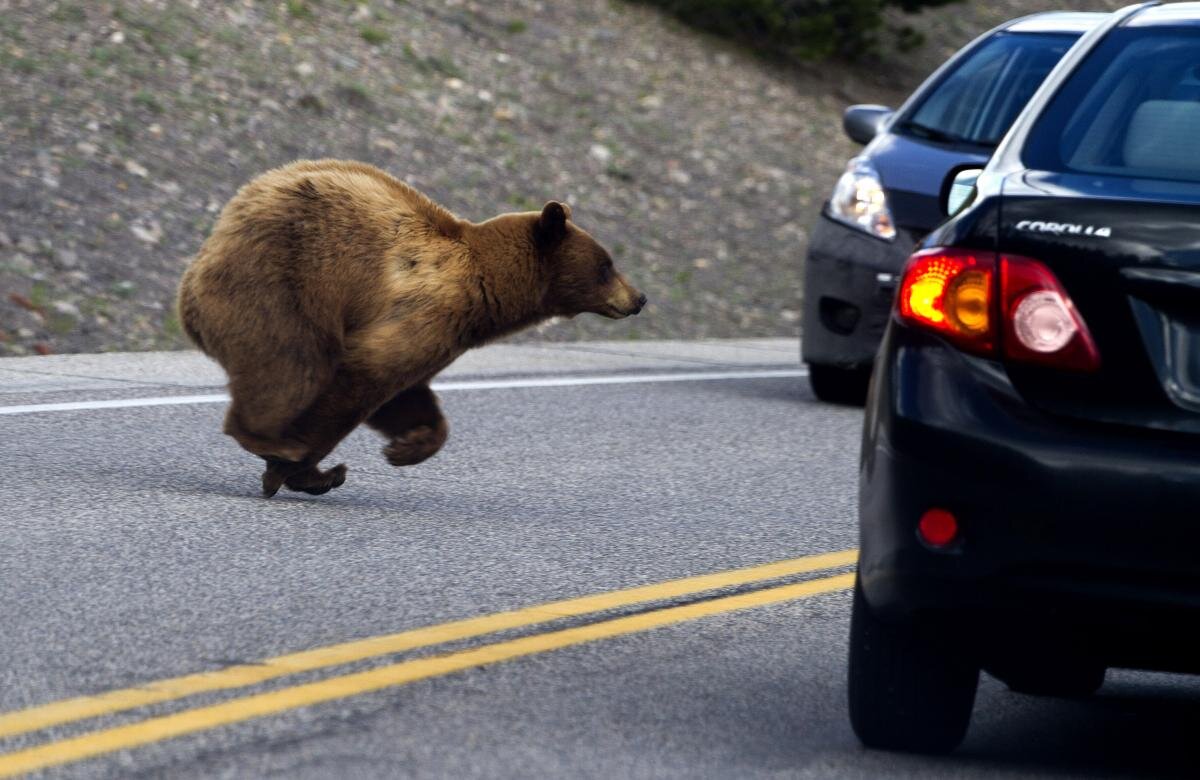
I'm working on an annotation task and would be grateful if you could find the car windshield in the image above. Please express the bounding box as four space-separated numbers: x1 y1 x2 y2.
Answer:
1024 27 1200 184
899 32 1078 148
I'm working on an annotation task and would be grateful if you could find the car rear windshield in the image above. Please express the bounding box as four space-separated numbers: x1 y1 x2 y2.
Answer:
1024 27 1200 183
898 32 1078 148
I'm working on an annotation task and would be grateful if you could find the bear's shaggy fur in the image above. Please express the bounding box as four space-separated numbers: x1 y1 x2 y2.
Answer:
177 159 645 496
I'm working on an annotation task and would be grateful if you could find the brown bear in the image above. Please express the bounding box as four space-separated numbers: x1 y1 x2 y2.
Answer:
177 159 645 497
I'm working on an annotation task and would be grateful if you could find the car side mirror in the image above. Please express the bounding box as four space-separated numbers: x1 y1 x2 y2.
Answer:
942 167 983 217
842 105 893 146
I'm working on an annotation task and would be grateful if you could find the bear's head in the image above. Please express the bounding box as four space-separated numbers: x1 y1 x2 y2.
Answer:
533 202 646 319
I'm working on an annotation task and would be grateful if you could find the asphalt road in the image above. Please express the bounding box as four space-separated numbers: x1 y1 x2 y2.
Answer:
0 339 1197 779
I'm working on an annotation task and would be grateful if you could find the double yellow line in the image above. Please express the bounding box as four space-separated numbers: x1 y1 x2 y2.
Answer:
0 549 856 777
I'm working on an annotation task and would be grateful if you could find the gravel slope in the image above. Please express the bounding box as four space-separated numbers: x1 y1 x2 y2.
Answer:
0 0 1125 356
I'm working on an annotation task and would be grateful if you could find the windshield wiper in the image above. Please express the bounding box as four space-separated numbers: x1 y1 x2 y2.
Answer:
898 120 987 148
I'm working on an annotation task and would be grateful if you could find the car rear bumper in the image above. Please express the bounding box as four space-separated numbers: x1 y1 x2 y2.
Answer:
800 213 914 370
859 322 1200 668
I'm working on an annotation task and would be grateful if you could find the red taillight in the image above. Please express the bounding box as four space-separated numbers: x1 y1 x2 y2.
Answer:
897 248 995 356
1000 254 1101 372
896 248 1100 371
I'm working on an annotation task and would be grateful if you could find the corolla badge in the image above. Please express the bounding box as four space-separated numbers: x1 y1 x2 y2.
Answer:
1015 220 1112 238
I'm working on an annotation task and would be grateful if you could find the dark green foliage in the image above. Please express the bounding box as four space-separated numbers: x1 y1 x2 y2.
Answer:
631 0 964 62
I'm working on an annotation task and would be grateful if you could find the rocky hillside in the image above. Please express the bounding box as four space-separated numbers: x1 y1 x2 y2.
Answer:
0 0 1124 356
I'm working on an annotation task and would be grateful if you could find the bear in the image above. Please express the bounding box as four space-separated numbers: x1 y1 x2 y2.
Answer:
177 159 646 497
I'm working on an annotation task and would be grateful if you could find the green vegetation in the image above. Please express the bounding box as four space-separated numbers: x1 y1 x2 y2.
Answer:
507 194 539 211
630 0 963 61
286 1 314 21
605 164 635 182
50 4 87 24
359 25 388 45
505 20 528 34
28 282 51 312
48 311 77 336
90 44 133 66
335 80 373 109
1 51 38 74
111 281 137 298
400 45 464 78
179 45 202 66
424 54 464 79
161 310 183 340
0 15 26 42
132 89 164 114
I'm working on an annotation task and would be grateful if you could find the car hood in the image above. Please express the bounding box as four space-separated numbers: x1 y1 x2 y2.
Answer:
870 132 992 197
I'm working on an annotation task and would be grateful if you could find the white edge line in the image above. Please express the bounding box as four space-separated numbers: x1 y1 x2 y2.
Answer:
0 369 808 416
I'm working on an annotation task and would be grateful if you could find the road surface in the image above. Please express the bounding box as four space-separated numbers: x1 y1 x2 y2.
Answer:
0 339 1195 778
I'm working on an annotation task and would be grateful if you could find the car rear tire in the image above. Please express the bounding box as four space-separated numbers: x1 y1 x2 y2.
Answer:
848 576 979 754
808 364 870 405
989 660 1106 698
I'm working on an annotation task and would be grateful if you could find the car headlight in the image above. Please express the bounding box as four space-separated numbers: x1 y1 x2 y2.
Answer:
827 157 896 241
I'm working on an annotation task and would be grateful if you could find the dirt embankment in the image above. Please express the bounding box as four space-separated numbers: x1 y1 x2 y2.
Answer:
0 0 1123 356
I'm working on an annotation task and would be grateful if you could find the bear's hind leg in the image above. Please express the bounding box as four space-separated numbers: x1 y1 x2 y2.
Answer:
223 357 335 464
262 365 397 495
366 383 448 467
223 362 345 496
261 457 348 498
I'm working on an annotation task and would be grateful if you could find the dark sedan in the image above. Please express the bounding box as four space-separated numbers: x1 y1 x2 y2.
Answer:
802 12 1101 403
851 0 1200 754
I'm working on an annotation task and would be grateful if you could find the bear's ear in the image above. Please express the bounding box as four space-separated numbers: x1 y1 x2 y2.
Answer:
534 201 571 246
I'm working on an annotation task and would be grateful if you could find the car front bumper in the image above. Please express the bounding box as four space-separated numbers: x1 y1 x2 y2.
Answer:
859 322 1200 671
801 212 916 370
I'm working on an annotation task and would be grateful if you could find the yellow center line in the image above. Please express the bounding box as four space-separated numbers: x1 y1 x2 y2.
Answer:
0 572 854 778
0 549 857 742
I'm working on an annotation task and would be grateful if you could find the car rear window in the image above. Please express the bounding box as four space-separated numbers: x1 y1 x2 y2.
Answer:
1024 27 1200 183
899 32 1077 147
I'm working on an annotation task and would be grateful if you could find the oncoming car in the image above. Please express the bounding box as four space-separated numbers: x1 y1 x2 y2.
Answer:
851 1 1200 753
801 12 1101 403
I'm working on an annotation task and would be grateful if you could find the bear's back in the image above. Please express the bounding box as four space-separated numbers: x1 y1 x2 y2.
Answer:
179 160 471 365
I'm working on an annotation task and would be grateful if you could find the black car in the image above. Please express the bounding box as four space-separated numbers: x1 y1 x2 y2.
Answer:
802 12 1100 403
851 1 1200 753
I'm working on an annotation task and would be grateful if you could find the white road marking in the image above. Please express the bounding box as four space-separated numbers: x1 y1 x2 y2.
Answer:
0 369 807 416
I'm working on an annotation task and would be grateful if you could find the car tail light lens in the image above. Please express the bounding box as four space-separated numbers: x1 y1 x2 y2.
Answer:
1001 254 1100 372
896 249 1100 371
1013 291 1077 352
897 248 995 356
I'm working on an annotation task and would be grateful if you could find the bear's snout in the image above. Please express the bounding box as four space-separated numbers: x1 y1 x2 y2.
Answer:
604 281 646 318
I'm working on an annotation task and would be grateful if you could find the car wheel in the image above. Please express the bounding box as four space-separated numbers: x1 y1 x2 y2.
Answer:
848 575 979 753
808 364 870 405
988 660 1106 698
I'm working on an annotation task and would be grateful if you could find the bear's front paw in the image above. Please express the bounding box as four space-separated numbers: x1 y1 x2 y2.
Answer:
383 424 447 467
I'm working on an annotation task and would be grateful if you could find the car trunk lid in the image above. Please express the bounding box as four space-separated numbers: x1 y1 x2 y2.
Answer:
999 171 1200 434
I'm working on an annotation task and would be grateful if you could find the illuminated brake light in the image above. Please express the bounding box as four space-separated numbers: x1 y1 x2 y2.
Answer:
896 248 1100 372
897 249 995 356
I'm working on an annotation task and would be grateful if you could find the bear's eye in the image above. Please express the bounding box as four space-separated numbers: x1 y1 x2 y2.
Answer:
598 260 614 283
